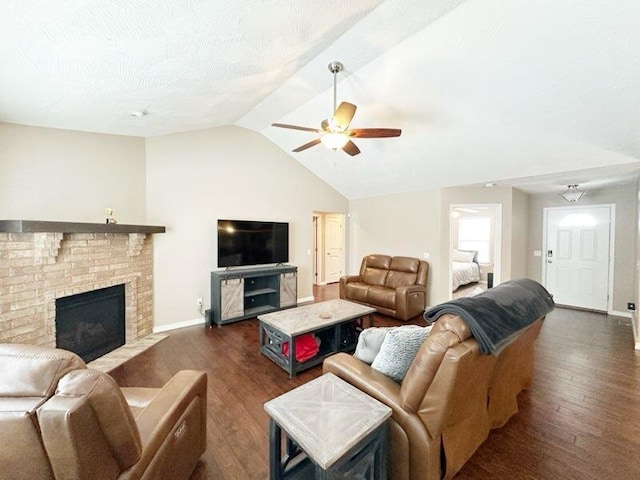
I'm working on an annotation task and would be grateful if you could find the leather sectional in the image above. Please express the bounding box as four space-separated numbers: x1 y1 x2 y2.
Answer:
324 313 544 479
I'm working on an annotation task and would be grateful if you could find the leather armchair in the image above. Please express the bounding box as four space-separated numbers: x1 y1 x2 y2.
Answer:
0 343 207 480
340 254 428 321
0 343 85 480
323 314 544 480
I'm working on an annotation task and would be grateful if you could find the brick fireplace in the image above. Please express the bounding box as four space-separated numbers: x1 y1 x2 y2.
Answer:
0 221 165 351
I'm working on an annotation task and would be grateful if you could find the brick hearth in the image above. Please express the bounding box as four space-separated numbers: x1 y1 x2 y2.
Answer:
0 230 157 347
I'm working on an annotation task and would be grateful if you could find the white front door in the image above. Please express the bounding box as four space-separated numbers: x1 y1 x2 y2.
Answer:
544 206 612 311
324 214 344 283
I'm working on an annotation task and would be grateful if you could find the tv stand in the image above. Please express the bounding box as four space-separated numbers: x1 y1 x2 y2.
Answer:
209 265 297 326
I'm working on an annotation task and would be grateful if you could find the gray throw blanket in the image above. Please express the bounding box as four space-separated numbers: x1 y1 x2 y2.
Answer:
424 278 554 355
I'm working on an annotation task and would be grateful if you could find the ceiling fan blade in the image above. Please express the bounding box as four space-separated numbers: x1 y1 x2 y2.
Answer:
292 138 321 152
342 140 361 156
272 123 318 132
333 102 357 129
351 128 402 138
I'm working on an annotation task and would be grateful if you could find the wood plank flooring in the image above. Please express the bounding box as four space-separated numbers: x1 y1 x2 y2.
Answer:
109 284 640 479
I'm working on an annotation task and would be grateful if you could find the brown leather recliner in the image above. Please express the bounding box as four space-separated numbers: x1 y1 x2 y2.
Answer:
0 343 207 480
340 254 428 321
323 314 544 480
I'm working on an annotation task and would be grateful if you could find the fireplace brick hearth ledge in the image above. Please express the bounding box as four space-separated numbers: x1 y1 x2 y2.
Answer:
0 219 166 353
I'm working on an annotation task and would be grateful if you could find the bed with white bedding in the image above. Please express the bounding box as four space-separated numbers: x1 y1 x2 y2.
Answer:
452 249 481 291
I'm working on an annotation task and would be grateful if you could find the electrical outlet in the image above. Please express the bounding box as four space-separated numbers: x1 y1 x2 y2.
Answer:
627 302 636 311
196 297 203 307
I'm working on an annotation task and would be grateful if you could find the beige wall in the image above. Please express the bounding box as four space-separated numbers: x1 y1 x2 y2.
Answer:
511 188 529 278
348 186 532 307
0 123 146 223
348 189 443 306
527 183 636 313
145 126 348 327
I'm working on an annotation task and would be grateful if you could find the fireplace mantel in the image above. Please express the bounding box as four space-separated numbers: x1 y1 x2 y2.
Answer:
0 220 165 234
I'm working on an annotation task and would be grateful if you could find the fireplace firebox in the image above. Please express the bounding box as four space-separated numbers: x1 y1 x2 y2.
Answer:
55 284 126 362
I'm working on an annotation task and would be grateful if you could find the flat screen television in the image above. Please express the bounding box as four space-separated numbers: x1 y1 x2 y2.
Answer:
217 219 289 268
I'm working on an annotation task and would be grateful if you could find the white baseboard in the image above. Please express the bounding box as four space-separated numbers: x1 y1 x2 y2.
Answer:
608 310 632 319
153 317 205 333
298 296 315 305
154 299 316 333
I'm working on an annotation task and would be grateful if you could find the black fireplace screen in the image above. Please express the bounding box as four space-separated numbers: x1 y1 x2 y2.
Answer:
55 284 125 363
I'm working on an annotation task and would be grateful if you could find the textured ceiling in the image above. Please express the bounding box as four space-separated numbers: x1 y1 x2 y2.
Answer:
2 0 640 199
0 0 384 135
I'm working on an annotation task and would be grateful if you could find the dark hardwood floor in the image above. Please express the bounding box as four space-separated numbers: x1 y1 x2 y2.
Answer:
109 284 640 479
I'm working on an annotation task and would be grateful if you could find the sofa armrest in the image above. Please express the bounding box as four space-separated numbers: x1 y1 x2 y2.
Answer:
324 353 401 406
123 370 207 478
324 354 438 480
339 275 362 299
323 354 430 439
395 284 427 321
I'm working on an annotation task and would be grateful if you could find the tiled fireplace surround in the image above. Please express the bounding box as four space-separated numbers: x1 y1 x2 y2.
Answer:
0 224 162 350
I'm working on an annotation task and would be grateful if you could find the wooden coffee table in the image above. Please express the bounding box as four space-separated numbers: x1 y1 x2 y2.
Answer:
258 299 376 377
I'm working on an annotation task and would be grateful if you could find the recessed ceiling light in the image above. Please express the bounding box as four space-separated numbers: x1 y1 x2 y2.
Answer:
129 109 148 118
485 182 496 188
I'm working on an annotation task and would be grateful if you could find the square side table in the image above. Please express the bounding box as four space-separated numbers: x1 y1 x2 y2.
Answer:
264 373 392 479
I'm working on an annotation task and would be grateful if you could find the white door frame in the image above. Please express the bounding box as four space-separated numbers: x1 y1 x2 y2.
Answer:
449 203 502 298
312 211 346 286
324 213 345 284
312 214 320 285
542 204 615 313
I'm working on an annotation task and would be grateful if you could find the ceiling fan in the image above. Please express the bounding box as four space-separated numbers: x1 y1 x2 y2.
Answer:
272 61 401 156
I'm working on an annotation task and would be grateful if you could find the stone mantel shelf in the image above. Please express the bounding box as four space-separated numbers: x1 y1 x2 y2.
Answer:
0 220 165 234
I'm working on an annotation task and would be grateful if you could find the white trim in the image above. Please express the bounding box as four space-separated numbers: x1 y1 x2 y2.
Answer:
297 295 315 305
154 297 316 332
542 204 615 312
631 313 640 350
608 204 616 314
608 310 632 319
153 317 204 333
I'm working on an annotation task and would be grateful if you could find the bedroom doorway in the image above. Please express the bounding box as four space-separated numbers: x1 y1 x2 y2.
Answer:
312 212 345 285
449 204 502 299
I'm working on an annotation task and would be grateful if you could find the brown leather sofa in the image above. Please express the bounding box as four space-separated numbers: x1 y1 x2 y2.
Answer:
323 313 544 480
0 343 207 480
340 254 428 321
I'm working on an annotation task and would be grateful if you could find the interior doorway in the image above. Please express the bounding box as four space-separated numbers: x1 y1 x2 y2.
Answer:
542 205 613 311
312 212 345 285
449 204 502 299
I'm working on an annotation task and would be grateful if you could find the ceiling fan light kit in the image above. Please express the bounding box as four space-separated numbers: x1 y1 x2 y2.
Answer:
320 132 350 150
561 184 586 202
271 61 401 156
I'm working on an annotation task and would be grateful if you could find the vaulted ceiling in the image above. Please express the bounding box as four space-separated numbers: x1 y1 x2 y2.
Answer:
2 0 639 198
